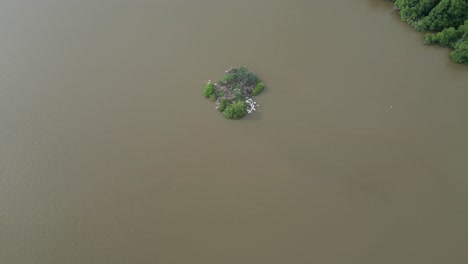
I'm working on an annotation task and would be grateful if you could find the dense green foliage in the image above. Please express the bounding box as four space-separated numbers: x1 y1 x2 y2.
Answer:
395 0 440 27
203 83 215 98
393 0 468 64
424 27 461 47
223 100 247 119
451 41 468 63
252 82 265 96
218 99 231 112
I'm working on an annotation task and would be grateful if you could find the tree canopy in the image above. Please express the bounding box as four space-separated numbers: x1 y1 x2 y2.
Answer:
393 0 468 64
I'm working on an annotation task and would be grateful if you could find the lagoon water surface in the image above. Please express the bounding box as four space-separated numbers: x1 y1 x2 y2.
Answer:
1 0 467 263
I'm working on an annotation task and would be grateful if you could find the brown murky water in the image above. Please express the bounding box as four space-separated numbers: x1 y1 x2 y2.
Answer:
1 0 467 263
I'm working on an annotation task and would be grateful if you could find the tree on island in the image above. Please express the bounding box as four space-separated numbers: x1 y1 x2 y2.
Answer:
203 66 265 120
223 100 247 119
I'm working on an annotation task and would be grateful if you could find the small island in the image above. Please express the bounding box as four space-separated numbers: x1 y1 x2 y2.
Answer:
203 66 265 119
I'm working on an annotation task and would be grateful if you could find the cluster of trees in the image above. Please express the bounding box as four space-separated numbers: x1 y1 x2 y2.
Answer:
393 0 468 64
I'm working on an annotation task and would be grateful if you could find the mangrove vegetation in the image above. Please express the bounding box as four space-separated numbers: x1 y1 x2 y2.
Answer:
203 66 265 120
392 0 468 64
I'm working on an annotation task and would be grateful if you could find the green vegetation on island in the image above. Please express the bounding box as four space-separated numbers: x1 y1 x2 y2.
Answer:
223 100 248 119
203 66 265 119
392 0 468 64
252 82 265 96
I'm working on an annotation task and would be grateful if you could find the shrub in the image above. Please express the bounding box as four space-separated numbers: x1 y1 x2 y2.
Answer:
218 99 230 112
223 100 247 119
203 83 215 98
252 82 265 96
450 41 468 64
458 20 468 39
209 94 217 101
